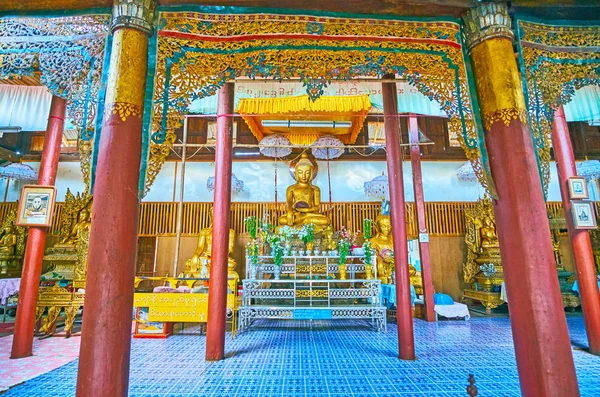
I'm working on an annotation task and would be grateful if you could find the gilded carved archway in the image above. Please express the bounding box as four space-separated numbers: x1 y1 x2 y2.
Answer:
145 9 494 196
516 19 600 196
0 14 111 189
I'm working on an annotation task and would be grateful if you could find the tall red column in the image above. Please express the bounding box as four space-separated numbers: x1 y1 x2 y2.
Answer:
206 82 234 361
408 115 435 322
552 105 600 355
75 2 154 395
465 3 579 396
382 77 415 360
11 95 66 359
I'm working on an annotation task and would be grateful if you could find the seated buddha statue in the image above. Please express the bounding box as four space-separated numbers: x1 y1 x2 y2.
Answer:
58 208 91 247
0 224 17 257
278 153 330 227
480 216 499 249
369 214 421 289
183 226 239 288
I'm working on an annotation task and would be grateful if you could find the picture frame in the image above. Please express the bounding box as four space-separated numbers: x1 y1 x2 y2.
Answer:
571 200 597 230
16 185 57 227
568 177 589 200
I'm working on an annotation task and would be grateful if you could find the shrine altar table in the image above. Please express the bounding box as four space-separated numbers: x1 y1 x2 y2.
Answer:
380 284 416 308
572 280 600 295
434 302 470 321
0 278 19 305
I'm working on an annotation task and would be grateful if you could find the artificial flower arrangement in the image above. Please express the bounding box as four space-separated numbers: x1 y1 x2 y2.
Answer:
244 216 257 239
298 223 315 244
363 218 373 240
338 226 361 249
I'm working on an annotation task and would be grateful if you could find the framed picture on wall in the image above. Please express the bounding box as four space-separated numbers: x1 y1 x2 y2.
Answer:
571 200 597 230
568 177 589 199
15 185 56 227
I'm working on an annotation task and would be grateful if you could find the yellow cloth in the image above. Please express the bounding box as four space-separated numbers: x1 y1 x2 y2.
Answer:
238 94 371 145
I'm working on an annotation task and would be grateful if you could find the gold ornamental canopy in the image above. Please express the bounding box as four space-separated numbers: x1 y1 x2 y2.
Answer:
238 94 372 145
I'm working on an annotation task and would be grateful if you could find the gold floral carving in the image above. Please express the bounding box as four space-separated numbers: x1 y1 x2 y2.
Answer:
78 140 92 192
148 11 487 194
481 108 528 131
518 20 600 195
105 101 142 122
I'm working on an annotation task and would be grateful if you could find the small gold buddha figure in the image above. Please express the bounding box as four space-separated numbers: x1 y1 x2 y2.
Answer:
0 224 17 257
59 208 91 246
369 214 421 288
480 216 499 249
278 153 330 227
323 225 337 251
369 215 395 284
184 226 239 288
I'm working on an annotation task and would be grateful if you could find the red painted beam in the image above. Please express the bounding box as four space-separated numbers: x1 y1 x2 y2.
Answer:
206 83 234 361
408 115 435 322
382 77 415 360
11 95 66 359
552 105 600 355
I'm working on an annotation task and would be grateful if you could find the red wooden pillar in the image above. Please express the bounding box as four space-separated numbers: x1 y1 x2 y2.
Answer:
552 105 600 355
206 82 234 361
465 4 579 396
11 95 66 359
75 2 154 395
408 115 435 322
382 77 415 360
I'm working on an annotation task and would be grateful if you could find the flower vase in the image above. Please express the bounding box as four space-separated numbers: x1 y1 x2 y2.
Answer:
274 265 281 280
339 264 347 280
365 264 373 280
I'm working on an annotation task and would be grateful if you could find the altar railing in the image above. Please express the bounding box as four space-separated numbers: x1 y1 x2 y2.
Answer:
0 201 577 238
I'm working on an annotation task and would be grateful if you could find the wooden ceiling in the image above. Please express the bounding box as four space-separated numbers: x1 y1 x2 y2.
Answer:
0 0 598 19
0 72 42 87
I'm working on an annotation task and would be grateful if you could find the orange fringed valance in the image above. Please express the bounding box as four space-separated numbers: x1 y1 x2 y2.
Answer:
238 95 372 145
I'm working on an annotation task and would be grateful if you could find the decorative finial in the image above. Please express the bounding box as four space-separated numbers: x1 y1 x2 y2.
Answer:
462 2 513 51
111 0 157 35
467 374 478 396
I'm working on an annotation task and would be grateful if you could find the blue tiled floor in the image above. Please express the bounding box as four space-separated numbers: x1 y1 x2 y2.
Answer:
3 315 600 397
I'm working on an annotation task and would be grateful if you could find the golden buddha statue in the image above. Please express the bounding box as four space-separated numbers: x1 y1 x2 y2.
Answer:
480 216 499 250
59 207 91 246
278 153 330 227
462 197 504 312
0 212 25 278
323 225 337 251
183 226 239 289
0 225 17 257
368 214 421 290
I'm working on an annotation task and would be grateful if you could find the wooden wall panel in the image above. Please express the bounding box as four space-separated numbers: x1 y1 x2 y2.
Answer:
428 236 466 301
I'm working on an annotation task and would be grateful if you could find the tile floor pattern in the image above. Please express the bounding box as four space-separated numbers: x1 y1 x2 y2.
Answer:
0 333 81 392
2 316 600 397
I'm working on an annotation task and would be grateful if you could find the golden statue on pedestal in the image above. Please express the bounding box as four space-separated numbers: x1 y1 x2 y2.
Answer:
182 226 239 290
278 153 330 227
368 213 422 291
462 197 503 312
37 189 91 336
0 210 26 278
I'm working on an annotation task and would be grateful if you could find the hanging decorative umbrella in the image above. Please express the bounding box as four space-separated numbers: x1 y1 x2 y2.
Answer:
258 134 292 158
311 135 345 204
311 135 345 160
206 173 244 194
0 163 38 182
364 173 389 199
456 161 478 183
259 134 292 207
577 160 600 180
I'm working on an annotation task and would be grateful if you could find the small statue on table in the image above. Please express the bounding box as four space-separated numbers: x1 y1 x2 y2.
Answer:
0 210 26 277
183 226 239 291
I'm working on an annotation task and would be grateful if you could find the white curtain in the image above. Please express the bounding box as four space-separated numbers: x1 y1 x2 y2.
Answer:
0 85 53 131
564 84 600 122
